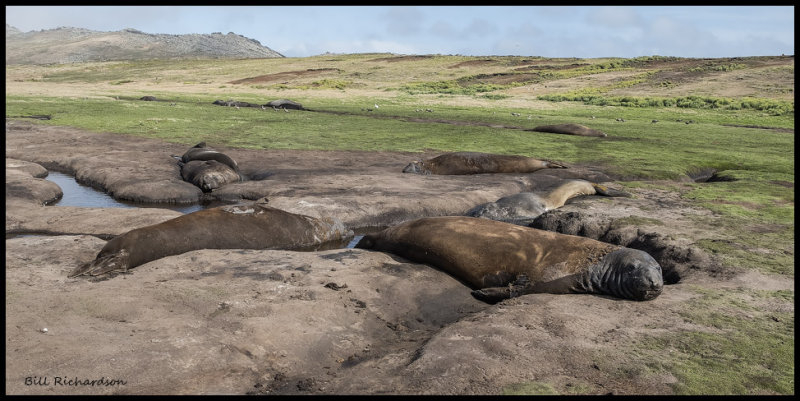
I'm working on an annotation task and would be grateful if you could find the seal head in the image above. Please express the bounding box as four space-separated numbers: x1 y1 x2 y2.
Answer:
402 161 428 175
586 248 663 301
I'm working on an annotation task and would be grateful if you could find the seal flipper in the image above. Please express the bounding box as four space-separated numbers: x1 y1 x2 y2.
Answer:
543 160 568 169
471 274 531 304
68 251 131 278
591 183 632 198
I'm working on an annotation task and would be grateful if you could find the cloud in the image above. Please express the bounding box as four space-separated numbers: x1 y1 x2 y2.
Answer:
301 39 420 56
644 16 717 57
429 20 459 39
429 18 498 40
585 6 644 29
382 6 425 36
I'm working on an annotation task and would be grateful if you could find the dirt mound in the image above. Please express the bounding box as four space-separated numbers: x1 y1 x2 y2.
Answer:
230 68 340 84
458 72 543 86
513 63 589 71
448 59 497 68
367 55 433 63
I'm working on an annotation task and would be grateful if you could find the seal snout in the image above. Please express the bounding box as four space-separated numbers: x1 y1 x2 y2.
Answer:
402 161 423 174
631 271 664 301
602 248 664 301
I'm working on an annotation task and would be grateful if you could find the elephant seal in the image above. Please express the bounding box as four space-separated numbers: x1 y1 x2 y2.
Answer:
212 99 260 108
179 160 240 192
402 152 567 175
529 123 607 137
355 216 662 303
70 199 353 278
265 99 305 110
465 180 631 225
177 142 241 175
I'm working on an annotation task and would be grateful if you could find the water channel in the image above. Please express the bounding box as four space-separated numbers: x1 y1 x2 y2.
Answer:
40 171 367 248
45 171 205 214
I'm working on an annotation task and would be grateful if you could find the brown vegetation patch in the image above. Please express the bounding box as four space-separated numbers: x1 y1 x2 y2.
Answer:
709 199 763 209
770 180 794 188
747 223 787 234
229 68 340 84
722 124 794 134
500 58 553 66
458 72 543 86
447 59 497 69
367 55 433 63
513 63 589 72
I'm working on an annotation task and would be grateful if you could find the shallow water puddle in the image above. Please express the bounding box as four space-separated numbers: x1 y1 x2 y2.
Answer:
45 171 205 214
41 171 379 250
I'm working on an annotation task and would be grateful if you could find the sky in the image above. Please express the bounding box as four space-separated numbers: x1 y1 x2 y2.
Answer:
5 6 795 58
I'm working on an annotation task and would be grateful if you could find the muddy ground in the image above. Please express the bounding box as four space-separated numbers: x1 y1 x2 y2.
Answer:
4 120 792 395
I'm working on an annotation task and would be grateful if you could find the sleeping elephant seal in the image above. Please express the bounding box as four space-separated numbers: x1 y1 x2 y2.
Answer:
177 142 241 175
465 179 631 225
355 216 662 303
179 160 240 192
402 152 567 175
529 123 607 137
265 99 305 110
69 199 353 278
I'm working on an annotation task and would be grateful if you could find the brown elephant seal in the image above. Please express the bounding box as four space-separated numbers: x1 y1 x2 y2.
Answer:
465 180 631 225
69 199 353 278
402 152 567 175
177 142 241 175
529 123 607 137
179 160 240 192
265 99 305 110
355 216 662 303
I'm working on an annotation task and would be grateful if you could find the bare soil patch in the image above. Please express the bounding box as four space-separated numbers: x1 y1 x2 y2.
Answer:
367 55 434 63
512 63 589 71
447 59 498 69
230 68 340 84
458 72 544 86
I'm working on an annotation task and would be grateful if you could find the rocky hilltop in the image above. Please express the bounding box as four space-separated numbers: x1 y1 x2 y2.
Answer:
5 24 284 64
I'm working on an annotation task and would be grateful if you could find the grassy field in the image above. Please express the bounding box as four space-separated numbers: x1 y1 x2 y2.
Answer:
4 53 794 395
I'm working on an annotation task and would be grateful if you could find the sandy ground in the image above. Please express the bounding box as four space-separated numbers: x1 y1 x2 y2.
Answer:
5 120 792 395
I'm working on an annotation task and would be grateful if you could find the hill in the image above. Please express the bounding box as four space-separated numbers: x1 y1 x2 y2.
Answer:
5 24 284 64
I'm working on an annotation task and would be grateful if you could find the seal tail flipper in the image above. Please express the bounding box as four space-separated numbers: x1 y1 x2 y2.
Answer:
68 252 130 278
67 261 94 278
591 183 632 197
543 159 568 169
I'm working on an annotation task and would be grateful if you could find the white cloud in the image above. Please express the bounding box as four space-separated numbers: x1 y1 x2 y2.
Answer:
429 18 498 40
585 6 644 29
429 20 460 39
312 39 420 56
382 6 425 36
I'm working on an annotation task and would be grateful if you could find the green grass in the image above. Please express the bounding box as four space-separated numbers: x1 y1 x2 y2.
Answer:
5 95 793 172
538 94 794 116
637 287 794 395
682 170 794 276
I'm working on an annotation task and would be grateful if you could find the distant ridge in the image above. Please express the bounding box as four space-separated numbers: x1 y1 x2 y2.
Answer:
5 24 284 64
